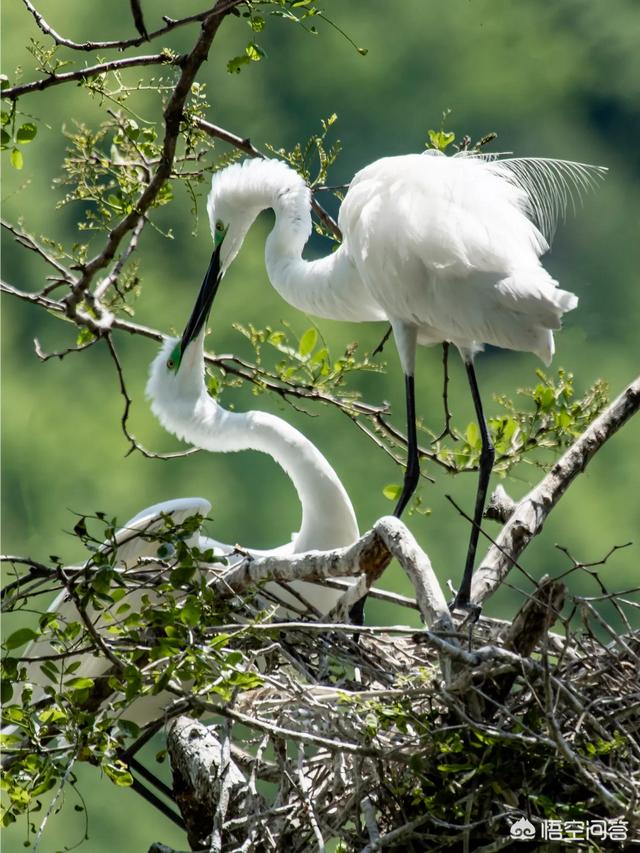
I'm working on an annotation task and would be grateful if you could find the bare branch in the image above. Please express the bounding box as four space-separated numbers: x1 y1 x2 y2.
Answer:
103 334 199 460
1 219 74 281
471 376 640 605
1 53 176 100
19 0 244 52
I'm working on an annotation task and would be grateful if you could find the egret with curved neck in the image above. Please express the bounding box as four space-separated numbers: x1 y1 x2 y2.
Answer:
202 152 605 609
146 247 359 612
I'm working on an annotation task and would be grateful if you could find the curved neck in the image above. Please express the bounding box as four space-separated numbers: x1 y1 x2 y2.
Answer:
217 160 385 322
156 384 358 552
265 191 386 322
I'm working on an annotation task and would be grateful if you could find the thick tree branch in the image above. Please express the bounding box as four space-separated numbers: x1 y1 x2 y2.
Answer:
470 376 640 605
211 516 454 634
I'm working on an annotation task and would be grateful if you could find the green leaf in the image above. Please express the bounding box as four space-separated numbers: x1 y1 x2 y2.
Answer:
170 565 196 586
66 677 94 690
465 422 480 449
5 628 39 650
428 129 455 151
249 15 265 32
180 596 202 628
16 123 37 144
1 680 12 704
227 54 250 74
246 42 265 62
298 327 317 356
10 148 23 170
383 484 401 502
0 128 10 149
104 761 134 787
0 111 9 126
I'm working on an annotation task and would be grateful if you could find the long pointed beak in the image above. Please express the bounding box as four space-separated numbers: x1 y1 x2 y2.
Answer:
179 243 223 357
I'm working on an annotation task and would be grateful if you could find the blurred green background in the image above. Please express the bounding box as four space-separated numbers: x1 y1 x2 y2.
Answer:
2 0 639 849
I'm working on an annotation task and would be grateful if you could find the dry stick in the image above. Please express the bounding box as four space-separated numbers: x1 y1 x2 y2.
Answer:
470 376 640 606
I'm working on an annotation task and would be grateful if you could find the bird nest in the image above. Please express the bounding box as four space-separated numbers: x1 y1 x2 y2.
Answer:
2 512 639 852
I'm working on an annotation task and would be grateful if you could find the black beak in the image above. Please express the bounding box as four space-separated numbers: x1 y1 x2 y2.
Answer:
179 243 223 357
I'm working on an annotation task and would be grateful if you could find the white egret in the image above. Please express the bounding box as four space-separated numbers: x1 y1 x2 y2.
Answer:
8 499 212 723
145 245 360 614
203 151 605 610
12 259 361 729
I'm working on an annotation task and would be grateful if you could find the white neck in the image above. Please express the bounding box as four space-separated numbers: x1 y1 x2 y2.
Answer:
147 338 358 552
212 159 385 322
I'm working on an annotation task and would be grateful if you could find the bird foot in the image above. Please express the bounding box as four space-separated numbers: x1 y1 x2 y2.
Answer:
448 597 482 626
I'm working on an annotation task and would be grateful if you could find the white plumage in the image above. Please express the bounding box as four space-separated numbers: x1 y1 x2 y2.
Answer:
146 332 359 560
10 324 360 730
206 150 605 607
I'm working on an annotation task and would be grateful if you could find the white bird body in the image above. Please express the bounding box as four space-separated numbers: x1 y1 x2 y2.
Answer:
206 149 604 606
146 334 359 558
10 329 360 730
339 153 577 368
208 152 598 367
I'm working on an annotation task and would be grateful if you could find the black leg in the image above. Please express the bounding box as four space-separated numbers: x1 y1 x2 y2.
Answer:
453 360 495 610
393 374 420 518
119 718 184 828
349 375 419 626
129 774 185 829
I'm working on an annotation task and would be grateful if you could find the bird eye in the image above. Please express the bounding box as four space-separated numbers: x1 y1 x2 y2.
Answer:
167 359 175 370
215 221 224 232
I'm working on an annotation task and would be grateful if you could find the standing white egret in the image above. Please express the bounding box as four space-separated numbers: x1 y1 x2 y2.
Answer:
202 151 605 609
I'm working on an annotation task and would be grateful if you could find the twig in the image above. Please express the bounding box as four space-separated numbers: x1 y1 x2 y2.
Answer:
432 341 456 443
193 116 342 241
1 219 73 281
19 0 243 52
34 336 97 362
470 376 640 605
2 54 176 100
103 332 200 460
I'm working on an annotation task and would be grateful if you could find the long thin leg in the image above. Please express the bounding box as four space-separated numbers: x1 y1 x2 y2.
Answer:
129 774 185 829
393 374 420 518
453 360 495 610
350 375 420 626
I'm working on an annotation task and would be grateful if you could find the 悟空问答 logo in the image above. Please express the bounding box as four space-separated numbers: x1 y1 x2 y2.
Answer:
509 817 536 840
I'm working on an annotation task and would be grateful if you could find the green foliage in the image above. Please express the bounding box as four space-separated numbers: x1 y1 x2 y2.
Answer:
231 320 383 400
1 512 269 831
266 112 341 196
1 103 38 170
434 369 609 475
